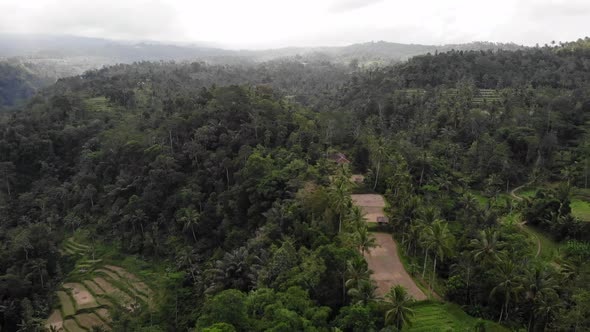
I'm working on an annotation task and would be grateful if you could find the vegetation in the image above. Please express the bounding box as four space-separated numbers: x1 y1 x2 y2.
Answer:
0 38 589 331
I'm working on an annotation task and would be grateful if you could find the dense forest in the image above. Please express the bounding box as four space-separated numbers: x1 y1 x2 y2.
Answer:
1 38 589 332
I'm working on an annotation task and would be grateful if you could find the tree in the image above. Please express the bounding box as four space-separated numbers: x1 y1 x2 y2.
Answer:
329 173 351 233
178 207 200 243
353 226 377 255
421 220 455 289
491 259 524 322
0 161 16 199
384 285 415 330
470 229 505 265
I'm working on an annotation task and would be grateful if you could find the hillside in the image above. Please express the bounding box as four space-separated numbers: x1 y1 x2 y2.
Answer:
0 40 589 331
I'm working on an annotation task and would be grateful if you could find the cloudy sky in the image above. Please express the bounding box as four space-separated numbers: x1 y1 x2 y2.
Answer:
0 0 588 49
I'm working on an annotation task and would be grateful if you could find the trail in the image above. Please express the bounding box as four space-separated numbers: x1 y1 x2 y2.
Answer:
351 189 427 300
509 183 541 258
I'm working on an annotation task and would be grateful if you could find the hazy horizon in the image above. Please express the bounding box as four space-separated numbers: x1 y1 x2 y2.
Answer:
1 0 588 50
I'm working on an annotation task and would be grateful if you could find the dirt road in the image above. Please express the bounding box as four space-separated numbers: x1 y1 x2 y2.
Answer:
365 233 427 300
352 191 426 300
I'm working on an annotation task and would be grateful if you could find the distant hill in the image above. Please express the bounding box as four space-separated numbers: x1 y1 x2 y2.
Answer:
0 34 527 109
0 34 526 70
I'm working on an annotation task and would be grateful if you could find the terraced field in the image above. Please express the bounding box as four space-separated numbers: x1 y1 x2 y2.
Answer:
46 238 154 331
405 302 509 332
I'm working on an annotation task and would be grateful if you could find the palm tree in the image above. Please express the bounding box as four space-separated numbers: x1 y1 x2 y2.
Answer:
422 220 455 289
470 229 505 265
347 279 377 305
404 221 423 256
525 264 559 330
491 259 524 323
370 138 388 190
384 285 415 330
354 226 377 255
329 177 351 233
179 207 200 243
347 206 366 232
345 256 372 290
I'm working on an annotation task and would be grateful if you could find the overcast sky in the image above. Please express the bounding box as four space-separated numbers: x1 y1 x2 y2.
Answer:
0 0 588 49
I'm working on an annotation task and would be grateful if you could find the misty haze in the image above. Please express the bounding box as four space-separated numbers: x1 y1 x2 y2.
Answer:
0 1 589 332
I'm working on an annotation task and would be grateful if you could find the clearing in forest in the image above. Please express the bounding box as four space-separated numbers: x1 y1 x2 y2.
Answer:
351 193 426 300
47 237 154 331
351 194 387 223
365 233 427 300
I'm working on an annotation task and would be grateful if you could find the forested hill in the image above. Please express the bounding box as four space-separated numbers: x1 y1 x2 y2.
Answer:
0 62 53 109
1 40 590 331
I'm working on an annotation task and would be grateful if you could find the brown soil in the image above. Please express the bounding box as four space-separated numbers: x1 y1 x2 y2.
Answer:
351 194 386 207
76 312 109 330
45 309 63 331
63 283 98 309
364 233 427 300
350 174 365 184
95 308 112 323
64 319 86 332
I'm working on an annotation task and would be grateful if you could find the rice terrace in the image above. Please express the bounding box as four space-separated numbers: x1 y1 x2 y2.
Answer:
46 236 155 331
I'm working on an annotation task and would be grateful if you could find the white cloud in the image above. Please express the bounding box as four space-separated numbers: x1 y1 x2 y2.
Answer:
0 0 587 48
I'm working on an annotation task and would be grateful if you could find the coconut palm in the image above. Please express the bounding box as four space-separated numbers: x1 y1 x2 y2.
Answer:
329 177 351 233
491 258 524 322
421 219 455 289
470 229 505 265
384 285 415 330
354 226 377 255
347 279 377 305
179 207 200 243
525 264 559 330
345 256 372 290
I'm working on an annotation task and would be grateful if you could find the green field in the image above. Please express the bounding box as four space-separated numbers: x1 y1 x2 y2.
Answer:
571 199 590 221
405 302 509 332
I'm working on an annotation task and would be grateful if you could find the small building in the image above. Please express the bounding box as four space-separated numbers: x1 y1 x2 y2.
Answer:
377 216 389 225
328 152 350 165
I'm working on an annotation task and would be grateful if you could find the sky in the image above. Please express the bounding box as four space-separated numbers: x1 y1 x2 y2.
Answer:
0 0 588 49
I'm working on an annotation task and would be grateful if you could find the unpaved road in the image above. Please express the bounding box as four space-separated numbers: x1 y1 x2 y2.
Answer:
364 233 427 300
352 192 426 300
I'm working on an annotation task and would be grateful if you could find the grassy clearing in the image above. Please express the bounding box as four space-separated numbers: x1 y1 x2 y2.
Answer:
83 96 114 112
571 198 590 221
523 225 559 261
405 302 509 332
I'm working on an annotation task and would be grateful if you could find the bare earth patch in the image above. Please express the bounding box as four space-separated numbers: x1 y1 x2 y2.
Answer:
350 174 365 184
76 312 109 330
351 194 386 207
95 308 112 323
45 309 63 331
64 319 86 332
63 283 99 310
364 233 426 300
